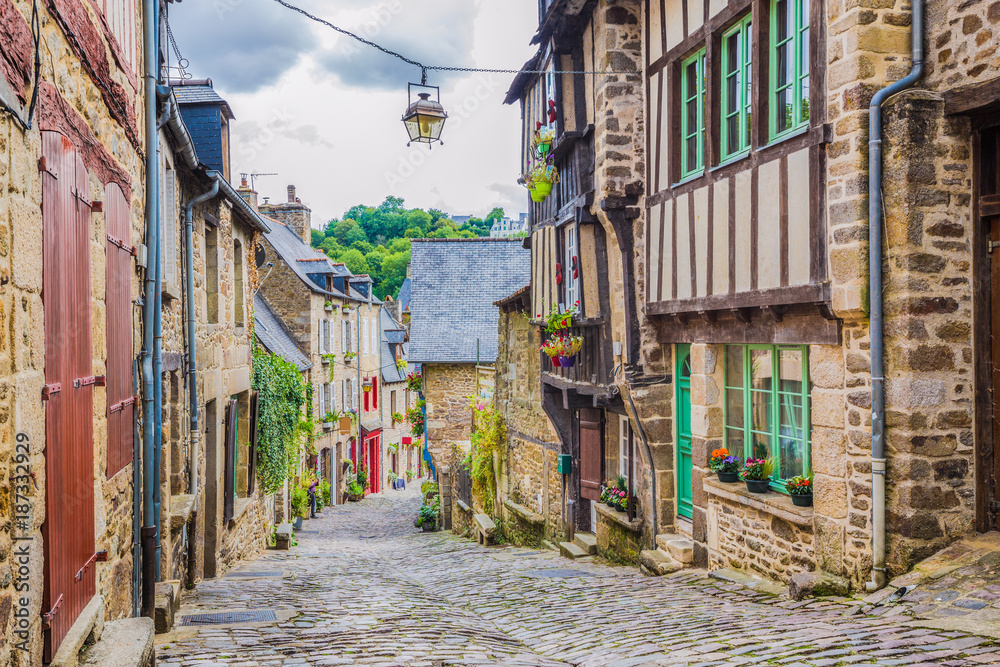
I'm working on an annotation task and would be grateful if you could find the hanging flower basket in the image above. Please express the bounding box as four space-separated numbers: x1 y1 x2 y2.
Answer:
534 180 553 199
558 355 576 367
550 356 563 368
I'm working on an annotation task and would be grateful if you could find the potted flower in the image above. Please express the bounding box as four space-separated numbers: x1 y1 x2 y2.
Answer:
532 125 556 158
391 411 404 426
324 300 334 312
544 303 577 333
559 334 583 367
344 351 357 363
415 498 439 531
522 161 561 202
786 475 813 507
540 337 564 367
321 353 335 365
709 448 741 483
740 458 773 493
405 469 415 482
347 480 365 502
322 412 335 431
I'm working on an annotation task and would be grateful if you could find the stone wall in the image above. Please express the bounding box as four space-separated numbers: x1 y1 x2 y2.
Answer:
423 363 477 468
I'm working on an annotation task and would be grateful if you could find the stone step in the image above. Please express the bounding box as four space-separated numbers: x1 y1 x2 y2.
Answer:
559 541 589 560
82 617 154 667
541 539 559 552
656 533 694 564
573 532 597 555
639 549 684 576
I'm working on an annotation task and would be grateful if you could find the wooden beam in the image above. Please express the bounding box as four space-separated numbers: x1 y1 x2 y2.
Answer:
944 76 1000 116
648 282 831 315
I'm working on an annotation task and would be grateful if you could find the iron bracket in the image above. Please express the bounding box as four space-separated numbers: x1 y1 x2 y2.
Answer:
41 594 64 630
109 396 136 414
106 233 136 255
74 376 104 388
989 240 1000 255
41 383 61 400
75 551 108 582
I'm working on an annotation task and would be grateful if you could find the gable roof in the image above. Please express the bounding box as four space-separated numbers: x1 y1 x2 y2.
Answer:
408 239 531 364
396 277 412 312
381 308 408 384
263 219 342 297
254 295 312 371
172 79 235 119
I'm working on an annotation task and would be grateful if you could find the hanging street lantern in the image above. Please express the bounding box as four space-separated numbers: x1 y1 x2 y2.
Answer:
362 377 373 393
402 80 447 147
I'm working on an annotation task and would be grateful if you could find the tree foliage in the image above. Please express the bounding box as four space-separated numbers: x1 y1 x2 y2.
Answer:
312 197 499 300
252 344 307 494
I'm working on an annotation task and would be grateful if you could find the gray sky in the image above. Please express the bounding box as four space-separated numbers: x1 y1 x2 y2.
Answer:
168 0 538 228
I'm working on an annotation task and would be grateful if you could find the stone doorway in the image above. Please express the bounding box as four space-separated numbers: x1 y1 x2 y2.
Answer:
982 125 1000 531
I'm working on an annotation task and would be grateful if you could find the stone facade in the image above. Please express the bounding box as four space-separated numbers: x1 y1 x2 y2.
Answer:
423 363 478 467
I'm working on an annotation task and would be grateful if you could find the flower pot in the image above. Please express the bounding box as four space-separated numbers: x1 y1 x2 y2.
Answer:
323 422 333 431
791 493 813 507
549 356 562 368
421 524 435 532
558 355 576 367
745 479 770 493
535 181 553 199
293 517 303 530
325 305 334 312
537 141 551 155
717 471 739 483
348 493 363 502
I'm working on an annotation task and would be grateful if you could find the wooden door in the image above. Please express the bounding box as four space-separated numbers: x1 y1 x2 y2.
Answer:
223 399 237 522
41 132 96 661
579 408 603 501
985 127 1000 530
676 345 693 520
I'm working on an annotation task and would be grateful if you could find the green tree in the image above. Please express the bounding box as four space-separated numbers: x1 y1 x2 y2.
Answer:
310 228 324 248
338 248 370 276
331 219 368 247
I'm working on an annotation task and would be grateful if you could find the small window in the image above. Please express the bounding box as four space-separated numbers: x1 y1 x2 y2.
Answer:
205 225 219 324
721 14 753 161
724 345 811 490
680 49 706 180
619 416 631 478
563 225 579 310
233 240 244 328
770 0 810 140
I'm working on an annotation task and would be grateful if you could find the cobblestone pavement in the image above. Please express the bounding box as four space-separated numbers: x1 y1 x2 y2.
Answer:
158 486 1000 666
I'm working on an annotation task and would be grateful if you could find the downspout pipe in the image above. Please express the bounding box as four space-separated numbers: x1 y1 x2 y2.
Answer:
140 0 160 620
867 0 924 593
184 176 220 521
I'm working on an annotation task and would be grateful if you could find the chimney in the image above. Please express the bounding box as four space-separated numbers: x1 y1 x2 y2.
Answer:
259 185 312 244
287 185 296 203
236 174 259 211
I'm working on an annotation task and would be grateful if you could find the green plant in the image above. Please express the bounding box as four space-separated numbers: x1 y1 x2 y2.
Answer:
786 475 813 495
406 401 425 437
388 471 398 484
348 480 364 497
320 480 332 505
291 486 309 519
396 358 407 372
356 464 369 490
391 411 404 425
344 351 357 361
543 303 577 333
322 412 337 424
740 458 774 482
252 345 308 494
405 469 415 481
406 371 422 393
468 403 505 515
415 496 439 529
421 480 438 500
324 300 335 309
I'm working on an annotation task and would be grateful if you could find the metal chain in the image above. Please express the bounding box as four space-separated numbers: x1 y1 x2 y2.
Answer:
165 20 192 77
271 0 636 78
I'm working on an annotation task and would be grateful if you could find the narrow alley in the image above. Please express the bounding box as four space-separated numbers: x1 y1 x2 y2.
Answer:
157 489 1000 667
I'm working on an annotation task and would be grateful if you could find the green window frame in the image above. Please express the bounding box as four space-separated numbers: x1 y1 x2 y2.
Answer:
723 344 811 492
680 48 706 180
769 0 810 141
721 14 752 161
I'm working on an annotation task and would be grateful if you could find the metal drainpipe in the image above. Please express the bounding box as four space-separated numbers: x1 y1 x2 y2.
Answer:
153 196 163 579
184 176 220 521
140 0 160 619
867 0 924 593
131 359 141 617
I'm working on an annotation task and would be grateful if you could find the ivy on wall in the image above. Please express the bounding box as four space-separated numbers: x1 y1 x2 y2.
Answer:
252 344 307 494
468 403 505 515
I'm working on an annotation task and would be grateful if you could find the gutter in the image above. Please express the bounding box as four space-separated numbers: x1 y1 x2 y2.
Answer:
157 86 198 170
212 172 271 233
867 0 924 593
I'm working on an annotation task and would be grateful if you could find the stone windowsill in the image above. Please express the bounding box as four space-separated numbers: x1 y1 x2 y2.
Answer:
456 499 472 513
595 502 643 533
703 477 813 526
169 494 195 531
503 498 545 525
232 496 254 524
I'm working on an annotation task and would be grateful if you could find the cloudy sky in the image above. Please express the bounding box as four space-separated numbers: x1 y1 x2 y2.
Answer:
168 0 539 228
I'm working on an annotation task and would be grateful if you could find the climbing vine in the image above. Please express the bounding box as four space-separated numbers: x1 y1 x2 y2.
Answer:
467 401 505 515
252 344 307 494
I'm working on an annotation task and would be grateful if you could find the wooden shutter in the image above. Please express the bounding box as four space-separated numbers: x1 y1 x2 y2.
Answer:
373 377 378 410
364 381 369 412
106 181 133 476
317 319 324 354
342 320 347 352
223 399 237 522
579 408 603 501
247 391 259 495
329 382 336 412
41 132 97 661
318 383 325 418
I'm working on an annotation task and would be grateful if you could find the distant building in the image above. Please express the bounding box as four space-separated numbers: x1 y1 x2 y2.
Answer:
489 213 528 238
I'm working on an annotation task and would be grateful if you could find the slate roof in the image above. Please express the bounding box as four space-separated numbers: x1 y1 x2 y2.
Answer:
173 81 235 119
254 295 312 371
263 219 342 297
408 239 531 364
381 308 408 384
396 277 412 312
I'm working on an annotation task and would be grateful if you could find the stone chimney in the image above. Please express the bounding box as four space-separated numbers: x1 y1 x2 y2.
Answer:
259 184 312 244
236 175 259 210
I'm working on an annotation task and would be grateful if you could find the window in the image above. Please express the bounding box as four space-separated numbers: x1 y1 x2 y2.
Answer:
159 156 178 289
721 14 752 161
342 320 349 352
318 319 326 354
619 415 631 478
680 49 706 180
724 345 811 490
205 225 219 324
318 383 326 418
363 318 370 355
770 0 810 140
233 240 244 328
391 390 397 416
563 225 579 309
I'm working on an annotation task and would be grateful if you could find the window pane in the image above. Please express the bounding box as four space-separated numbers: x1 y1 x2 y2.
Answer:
686 60 698 98
725 346 744 387
750 390 771 431
750 349 772 390
725 428 745 455
727 116 740 154
778 435 805 480
776 0 791 43
751 431 771 460
778 392 805 440
726 388 744 428
776 85 791 134
686 135 698 171
778 348 803 391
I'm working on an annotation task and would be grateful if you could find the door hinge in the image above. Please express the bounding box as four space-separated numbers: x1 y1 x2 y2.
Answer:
988 240 1000 254
41 595 63 630
74 376 105 388
90 201 103 213
75 551 108 582
109 396 136 414
41 383 61 400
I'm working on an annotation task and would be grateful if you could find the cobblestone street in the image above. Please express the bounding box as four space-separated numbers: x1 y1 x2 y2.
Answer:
157 488 1000 667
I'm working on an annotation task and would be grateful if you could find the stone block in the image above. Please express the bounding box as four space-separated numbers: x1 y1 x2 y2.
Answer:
639 549 683 575
81 617 155 667
814 474 848 519
788 570 850 600
812 427 848 477
275 523 293 550
811 389 846 428
809 345 846 389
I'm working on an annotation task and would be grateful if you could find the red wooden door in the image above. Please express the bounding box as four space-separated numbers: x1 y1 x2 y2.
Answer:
41 132 96 661
579 408 603 501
